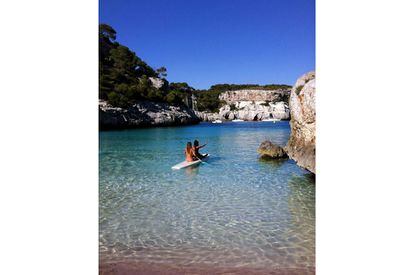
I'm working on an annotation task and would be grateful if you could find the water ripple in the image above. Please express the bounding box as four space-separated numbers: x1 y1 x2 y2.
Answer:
100 122 315 269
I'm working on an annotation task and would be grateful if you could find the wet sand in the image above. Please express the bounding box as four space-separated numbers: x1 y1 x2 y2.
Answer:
99 261 315 275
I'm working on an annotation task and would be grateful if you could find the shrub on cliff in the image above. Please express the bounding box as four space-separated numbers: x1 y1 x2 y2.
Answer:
165 90 185 105
196 89 226 112
108 92 129 108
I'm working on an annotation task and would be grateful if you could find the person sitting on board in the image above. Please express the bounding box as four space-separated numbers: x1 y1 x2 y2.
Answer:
193 139 208 159
185 142 197 162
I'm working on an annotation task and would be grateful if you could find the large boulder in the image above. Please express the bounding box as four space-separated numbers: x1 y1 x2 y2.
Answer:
257 140 287 158
285 72 316 173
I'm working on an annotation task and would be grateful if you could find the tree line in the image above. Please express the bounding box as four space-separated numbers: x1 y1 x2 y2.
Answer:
99 24 193 107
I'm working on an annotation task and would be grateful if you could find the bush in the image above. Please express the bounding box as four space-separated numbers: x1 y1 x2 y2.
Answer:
295 85 304 94
165 90 184 105
108 92 129 108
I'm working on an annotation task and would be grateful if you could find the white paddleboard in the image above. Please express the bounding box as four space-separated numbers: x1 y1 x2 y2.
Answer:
171 154 210 170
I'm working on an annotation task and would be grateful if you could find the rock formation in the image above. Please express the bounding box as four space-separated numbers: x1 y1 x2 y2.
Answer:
285 72 316 173
197 88 291 121
149 77 165 89
219 101 290 121
99 100 200 130
257 140 287 159
195 111 221 122
219 89 290 103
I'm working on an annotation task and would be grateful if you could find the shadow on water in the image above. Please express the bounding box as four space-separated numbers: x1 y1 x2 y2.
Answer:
171 156 223 178
204 156 223 164
257 156 288 169
290 173 316 184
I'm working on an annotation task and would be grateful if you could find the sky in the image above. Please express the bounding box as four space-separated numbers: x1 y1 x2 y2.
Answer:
99 0 315 89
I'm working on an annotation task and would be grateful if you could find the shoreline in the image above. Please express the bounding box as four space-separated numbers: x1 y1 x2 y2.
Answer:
100 260 315 275
99 120 200 131
99 119 291 131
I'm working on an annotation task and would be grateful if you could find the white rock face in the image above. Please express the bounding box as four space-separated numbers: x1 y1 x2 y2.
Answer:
197 88 291 121
213 89 290 121
219 89 290 103
149 77 165 89
219 101 290 121
195 111 221 122
285 71 316 173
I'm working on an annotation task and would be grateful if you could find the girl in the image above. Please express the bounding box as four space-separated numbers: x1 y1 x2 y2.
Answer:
184 142 196 162
193 140 207 159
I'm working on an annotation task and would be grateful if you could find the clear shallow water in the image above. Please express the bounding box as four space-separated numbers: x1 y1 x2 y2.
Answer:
99 121 315 271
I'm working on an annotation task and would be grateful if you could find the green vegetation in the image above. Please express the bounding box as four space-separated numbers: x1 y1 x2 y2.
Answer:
99 24 192 107
295 85 304 95
195 89 226 112
166 82 195 105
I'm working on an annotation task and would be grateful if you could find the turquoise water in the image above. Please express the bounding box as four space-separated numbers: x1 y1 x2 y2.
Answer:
99 121 315 271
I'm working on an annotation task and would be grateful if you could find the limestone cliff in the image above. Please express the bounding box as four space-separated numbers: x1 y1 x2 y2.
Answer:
219 89 290 103
285 72 316 173
219 101 290 121
197 88 291 121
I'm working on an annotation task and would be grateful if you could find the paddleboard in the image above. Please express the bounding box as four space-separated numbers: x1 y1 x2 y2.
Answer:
171 154 210 170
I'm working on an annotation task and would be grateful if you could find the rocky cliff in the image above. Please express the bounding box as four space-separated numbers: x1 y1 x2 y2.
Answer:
219 89 290 103
218 101 290 121
99 100 200 130
197 88 291 121
195 111 221 122
285 72 316 173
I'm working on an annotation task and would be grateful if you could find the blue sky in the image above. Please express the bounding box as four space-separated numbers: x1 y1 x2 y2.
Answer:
99 0 315 89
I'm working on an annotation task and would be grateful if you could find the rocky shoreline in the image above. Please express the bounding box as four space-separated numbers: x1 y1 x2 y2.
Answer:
257 71 316 174
99 100 200 130
99 87 292 129
99 72 315 175
285 72 316 173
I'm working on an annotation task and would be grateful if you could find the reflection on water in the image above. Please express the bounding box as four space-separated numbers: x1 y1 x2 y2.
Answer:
258 157 288 169
100 122 315 271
